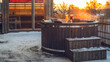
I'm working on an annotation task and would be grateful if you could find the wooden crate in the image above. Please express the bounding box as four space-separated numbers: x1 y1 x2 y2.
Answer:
65 37 107 62
65 47 106 62
71 49 106 62
66 37 101 49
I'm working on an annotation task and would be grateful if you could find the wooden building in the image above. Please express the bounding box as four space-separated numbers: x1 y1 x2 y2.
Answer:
0 0 53 33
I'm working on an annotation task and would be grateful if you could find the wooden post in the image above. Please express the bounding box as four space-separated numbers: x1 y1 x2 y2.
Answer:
44 0 46 20
45 0 53 19
2 0 4 33
19 16 21 29
7 0 9 32
2 0 9 33
0 15 1 33
32 0 35 30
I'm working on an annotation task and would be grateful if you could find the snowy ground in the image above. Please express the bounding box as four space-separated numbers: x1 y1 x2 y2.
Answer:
0 31 109 62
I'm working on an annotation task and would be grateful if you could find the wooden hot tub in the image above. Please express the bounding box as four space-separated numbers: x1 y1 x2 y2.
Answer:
41 22 98 53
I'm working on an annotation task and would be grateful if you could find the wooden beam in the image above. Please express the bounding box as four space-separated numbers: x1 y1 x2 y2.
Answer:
7 0 9 33
2 0 9 33
45 0 53 19
32 0 35 30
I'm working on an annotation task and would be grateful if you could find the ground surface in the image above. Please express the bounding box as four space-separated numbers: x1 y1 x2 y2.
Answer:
0 31 109 62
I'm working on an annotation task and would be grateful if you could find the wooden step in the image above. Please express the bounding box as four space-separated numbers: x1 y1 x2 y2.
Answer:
65 47 106 62
65 37 101 49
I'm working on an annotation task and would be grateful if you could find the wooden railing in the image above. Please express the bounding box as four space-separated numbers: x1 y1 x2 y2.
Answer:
9 3 44 15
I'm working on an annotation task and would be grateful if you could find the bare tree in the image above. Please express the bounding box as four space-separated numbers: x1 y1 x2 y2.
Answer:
53 2 80 19
103 1 110 17
53 2 69 19
68 4 79 16
86 0 102 15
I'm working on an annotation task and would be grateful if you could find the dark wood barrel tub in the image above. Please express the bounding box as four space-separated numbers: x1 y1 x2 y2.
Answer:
41 22 99 53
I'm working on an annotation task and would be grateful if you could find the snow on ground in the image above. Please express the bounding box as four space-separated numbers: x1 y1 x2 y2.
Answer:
0 31 109 62
70 47 106 52
0 31 71 62
0 32 41 56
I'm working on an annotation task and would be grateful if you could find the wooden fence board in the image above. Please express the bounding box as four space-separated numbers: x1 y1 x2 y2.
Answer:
98 22 110 45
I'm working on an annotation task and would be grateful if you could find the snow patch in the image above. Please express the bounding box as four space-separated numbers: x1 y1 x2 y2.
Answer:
70 47 107 52
66 36 101 41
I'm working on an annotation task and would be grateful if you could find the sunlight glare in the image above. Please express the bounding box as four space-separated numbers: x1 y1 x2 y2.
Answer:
54 0 108 8
97 0 108 5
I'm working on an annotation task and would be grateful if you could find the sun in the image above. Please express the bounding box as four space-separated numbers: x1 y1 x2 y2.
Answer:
54 0 108 8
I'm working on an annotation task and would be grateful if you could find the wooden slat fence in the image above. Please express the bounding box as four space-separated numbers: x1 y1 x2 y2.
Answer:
98 21 110 45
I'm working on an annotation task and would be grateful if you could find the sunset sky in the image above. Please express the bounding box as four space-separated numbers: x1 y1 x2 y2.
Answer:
0 0 108 8
0 0 2 3
54 0 108 8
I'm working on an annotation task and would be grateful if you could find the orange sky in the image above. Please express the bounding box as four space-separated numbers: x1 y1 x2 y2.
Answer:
0 0 2 3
